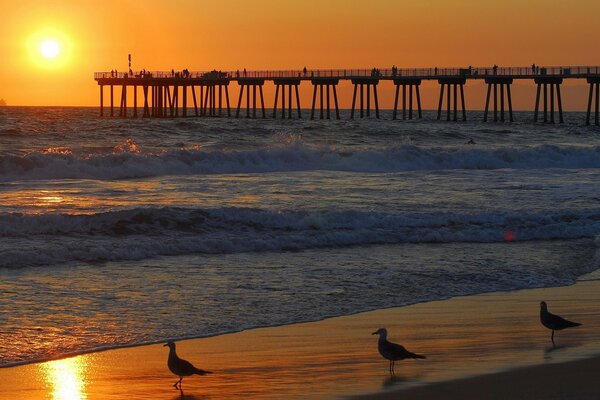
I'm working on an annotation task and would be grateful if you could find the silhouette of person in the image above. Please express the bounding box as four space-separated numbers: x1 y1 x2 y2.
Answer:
303 66 307 76
493 64 498 74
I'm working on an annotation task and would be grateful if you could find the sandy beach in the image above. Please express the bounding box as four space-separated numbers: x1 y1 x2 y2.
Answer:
1 278 598 399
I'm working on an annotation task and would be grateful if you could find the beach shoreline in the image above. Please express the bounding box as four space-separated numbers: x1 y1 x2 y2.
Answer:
1 278 598 399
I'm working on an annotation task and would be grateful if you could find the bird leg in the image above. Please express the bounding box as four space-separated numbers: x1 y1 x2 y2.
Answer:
551 330 556 348
174 377 182 389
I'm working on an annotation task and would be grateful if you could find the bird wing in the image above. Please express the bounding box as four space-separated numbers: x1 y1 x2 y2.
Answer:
386 341 426 359
192 367 213 375
386 341 415 358
546 312 581 328
174 357 201 375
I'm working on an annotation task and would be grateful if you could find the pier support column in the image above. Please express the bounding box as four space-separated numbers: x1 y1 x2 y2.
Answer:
99 85 104 117
200 79 230 117
273 79 302 119
183 85 188 117
585 77 600 126
310 79 340 120
436 78 467 121
236 79 266 119
393 78 422 120
534 77 563 123
350 79 379 119
143 86 149 117
110 85 114 117
191 86 199 116
119 85 127 118
133 85 137 118
483 78 514 122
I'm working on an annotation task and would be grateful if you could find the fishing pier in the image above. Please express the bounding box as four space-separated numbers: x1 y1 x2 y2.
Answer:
94 66 600 125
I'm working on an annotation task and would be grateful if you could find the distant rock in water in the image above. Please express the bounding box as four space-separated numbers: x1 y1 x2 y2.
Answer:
0 99 6 106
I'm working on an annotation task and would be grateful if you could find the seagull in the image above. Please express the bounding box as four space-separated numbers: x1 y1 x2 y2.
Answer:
540 301 581 347
372 328 425 373
164 341 212 389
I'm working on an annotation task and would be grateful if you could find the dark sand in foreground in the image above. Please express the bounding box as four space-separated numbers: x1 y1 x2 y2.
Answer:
1 279 598 399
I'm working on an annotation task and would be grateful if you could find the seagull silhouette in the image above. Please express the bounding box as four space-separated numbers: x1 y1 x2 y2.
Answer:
164 341 212 389
540 301 581 347
372 328 425 373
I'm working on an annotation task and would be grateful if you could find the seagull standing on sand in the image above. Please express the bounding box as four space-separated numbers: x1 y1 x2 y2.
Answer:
372 328 426 373
164 341 212 389
540 301 581 347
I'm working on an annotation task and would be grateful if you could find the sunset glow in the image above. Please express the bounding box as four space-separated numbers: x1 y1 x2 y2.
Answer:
40 39 60 59
1 0 599 106
26 28 72 70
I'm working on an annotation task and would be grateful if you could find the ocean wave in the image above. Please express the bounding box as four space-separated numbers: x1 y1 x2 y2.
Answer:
2 143 600 181
2 206 600 268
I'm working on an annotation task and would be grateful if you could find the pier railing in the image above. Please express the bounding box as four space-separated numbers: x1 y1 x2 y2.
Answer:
94 66 600 81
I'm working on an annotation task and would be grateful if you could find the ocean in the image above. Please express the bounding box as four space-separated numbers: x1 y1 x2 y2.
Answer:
1 106 599 367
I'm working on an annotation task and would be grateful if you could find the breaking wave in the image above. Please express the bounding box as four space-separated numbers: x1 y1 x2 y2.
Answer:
2 143 600 181
3 206 600 268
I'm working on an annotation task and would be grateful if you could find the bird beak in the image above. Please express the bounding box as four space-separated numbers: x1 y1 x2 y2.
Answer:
371 331 378 335
163 343 168 347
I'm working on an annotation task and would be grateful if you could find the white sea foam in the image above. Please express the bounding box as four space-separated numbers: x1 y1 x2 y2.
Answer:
2 143 600 181
2 206 600 268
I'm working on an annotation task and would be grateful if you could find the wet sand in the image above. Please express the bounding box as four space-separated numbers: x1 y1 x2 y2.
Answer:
1 279 598 399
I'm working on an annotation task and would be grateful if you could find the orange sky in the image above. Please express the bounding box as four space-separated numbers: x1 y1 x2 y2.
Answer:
1 0 599 107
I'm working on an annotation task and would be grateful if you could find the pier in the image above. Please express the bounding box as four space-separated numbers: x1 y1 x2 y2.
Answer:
95 66 600 125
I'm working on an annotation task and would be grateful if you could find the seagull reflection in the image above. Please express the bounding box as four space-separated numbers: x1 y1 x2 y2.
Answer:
172 390 208 400
543 342 577 359
382 373 407 389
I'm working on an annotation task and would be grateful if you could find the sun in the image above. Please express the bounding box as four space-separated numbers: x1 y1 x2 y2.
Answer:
40 39 60 59
27 29 72 69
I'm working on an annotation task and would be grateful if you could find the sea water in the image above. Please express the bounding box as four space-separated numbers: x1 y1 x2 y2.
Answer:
1 106 599 366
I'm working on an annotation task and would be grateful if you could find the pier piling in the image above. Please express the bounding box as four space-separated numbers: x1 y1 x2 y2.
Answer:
237 79 265 119
484 78 513 122
586 77 600 125
350 79 379 119
310 79 339 119
273 79 301 119
534 77 563 123
437 78 466 121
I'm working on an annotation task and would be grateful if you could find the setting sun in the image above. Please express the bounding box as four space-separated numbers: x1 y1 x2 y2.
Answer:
26 29 72 70
40 39 60 59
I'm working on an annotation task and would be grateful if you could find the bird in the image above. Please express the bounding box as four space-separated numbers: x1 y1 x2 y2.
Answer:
164 341 212 389
540 301 581 347
372 328 425 373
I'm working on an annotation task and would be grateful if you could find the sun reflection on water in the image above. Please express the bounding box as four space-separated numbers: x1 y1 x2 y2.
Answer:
42 358 87 400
